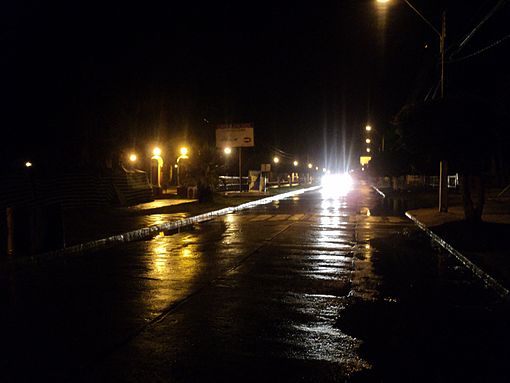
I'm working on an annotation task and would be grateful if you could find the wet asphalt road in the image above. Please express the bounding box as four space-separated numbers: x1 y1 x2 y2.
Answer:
1 182 509 382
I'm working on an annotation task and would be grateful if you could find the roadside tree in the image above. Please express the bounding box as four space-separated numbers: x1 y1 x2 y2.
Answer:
393 95 502 223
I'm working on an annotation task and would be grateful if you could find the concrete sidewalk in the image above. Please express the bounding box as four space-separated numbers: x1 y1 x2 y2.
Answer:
406 195 510 297
0 185 318 273
62 198 198 246
60 184 310 245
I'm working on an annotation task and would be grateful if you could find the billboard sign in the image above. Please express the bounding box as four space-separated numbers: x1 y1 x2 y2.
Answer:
216 123 254 148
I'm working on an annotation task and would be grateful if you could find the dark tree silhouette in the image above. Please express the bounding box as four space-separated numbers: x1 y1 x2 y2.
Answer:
393 95 502 223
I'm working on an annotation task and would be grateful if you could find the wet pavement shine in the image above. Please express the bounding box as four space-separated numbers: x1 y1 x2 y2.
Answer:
1 182 508 382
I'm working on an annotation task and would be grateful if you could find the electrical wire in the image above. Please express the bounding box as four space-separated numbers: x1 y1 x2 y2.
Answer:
448 0 509 60
449 33 510 63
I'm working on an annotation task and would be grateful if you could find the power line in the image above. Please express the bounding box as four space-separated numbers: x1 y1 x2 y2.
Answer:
449 33 510 63
449 0 509 59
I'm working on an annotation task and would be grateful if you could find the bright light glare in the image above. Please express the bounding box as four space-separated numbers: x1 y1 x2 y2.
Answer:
273 156 279 164
180 147 188 156
321 173 353 197
376 0 390 3
224 147 232 155
129 153 137 162
365 125 372 132
153 147 162 156
293 160 298 166
308 163 313 169
25 161 32 168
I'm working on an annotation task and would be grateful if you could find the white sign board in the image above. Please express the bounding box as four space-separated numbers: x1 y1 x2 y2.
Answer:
216 123 254 148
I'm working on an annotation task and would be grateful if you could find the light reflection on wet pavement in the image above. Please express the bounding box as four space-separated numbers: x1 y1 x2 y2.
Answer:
1 181 506 382
84 183 403 381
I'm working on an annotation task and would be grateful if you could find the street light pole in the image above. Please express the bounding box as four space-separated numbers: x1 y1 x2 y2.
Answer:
176 147 189 187
380 0 448 212
401 0 445 98
238 147 242 192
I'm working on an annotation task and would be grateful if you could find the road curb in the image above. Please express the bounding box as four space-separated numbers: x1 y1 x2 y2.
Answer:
3 186 321 273
371 185 386 198
405 212 510 300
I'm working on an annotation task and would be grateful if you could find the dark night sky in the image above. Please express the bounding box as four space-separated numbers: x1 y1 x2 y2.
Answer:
1 0 508 171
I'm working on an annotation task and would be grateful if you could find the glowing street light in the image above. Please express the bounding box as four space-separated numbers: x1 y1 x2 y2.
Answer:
25 161 32 168
366 148 371 153
152 147 162 157
151 147 164 189
365 125 372 132
376 0 390 3
315 166 319 171
322 168 327 173
293 160 299 167
365 138 371 144
273 156 280 164
176 147 190 186
224 147 232 155
307 163 313 169
129 153 137 162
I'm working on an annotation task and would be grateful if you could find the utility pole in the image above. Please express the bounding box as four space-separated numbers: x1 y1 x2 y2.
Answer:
439 11 448 212
401 0 448 212
238 147 242 192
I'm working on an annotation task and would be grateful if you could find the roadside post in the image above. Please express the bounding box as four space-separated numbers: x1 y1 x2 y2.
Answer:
215 123 255 192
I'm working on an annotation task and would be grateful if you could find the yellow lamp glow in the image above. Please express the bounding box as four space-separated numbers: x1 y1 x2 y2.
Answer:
273 156 279 164
293 160 298 166
25 161 32 168
366 138 371 144
365 125 372 132
129 154 137 162
180 147 188 156
224 147 232 155
153 147 162 156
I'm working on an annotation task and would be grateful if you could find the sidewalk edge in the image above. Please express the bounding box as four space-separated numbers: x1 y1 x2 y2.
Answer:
371 185 386 198
405 212 509 299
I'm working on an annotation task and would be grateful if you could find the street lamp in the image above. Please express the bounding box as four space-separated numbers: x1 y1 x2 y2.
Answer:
273 156 280 164
365 124 384 152
151 147 164 191
153 147 162 157
176 148 190 187
224 147 232 155
129 153 137 162
376 0 447 212
307 163 313 169
376 0 445 99
25 161 32 168
293 160 298 167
